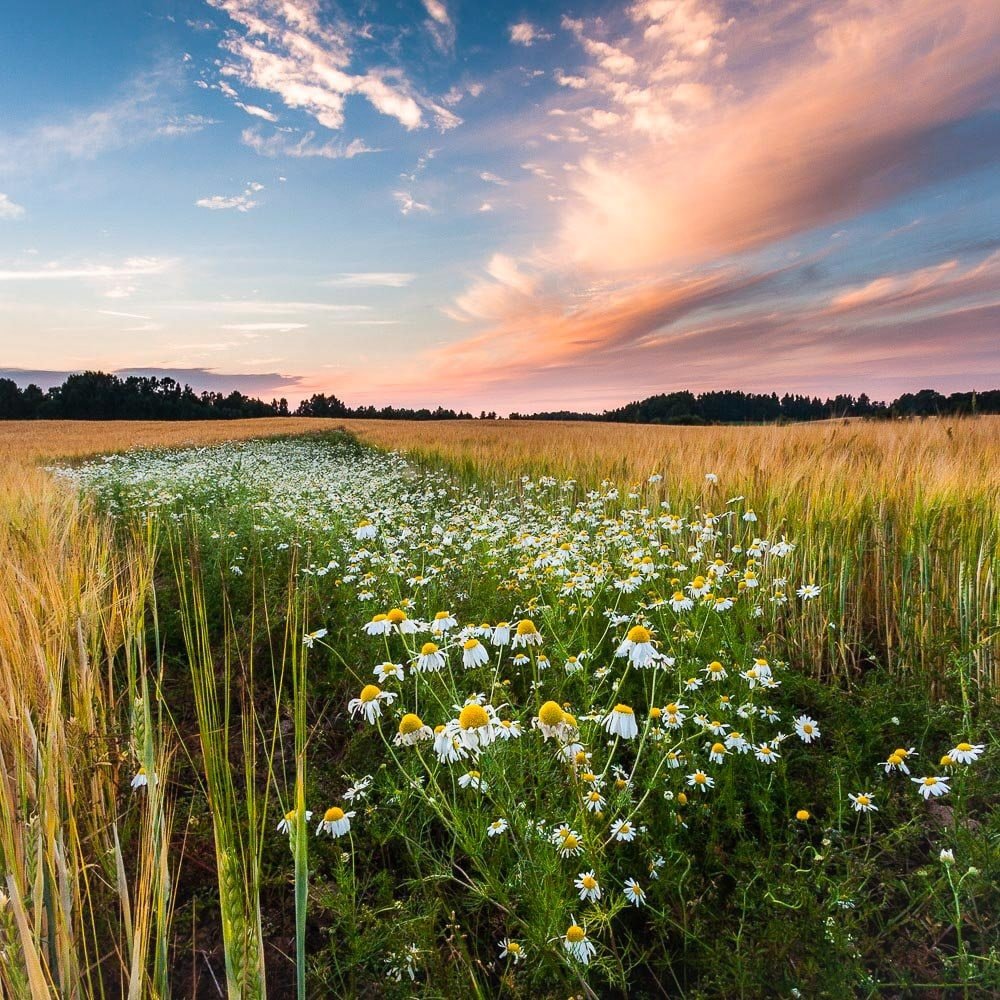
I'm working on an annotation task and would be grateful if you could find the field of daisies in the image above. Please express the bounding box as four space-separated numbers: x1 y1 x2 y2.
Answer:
37 430 998 997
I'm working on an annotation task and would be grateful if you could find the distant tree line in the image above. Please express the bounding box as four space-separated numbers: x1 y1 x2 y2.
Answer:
0 372 473 421
510 389 1000 423
0 372 997 423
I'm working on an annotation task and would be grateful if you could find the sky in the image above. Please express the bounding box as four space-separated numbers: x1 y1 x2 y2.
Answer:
0 0 998 413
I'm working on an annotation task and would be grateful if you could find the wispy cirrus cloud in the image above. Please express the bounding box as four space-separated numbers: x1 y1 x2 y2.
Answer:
241 126 377 159
0 256 172 281
510 21 553 46
0 194 26 220
0 67 214 173
421 0 455 54
323 272 415 288
208 0 461 133
195 181 263 212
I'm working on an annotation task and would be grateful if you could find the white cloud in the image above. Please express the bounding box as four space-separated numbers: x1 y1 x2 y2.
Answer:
555 70 588 89
209 0 461 133
479 202 493 212
242 127 378 159
0 67 213 173
422 0 455 53
235 101 278 121
324 273 416 287
0 257 171 281
221 321 308 332
479 171 509 186
195 181 264 212
173 301 371 314
98 309 152 320
510 21 553 46
0 194 25 220
394 191 430 215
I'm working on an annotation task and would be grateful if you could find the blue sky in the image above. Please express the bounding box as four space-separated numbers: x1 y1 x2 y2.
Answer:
1 0 998 411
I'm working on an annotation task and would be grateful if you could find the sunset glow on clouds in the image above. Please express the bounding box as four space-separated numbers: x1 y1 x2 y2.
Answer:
1 0 998 410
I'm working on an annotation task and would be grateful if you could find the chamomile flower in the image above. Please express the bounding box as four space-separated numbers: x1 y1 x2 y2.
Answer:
563 919 597 964
354 519 377 540
491 621 511 645
552 825 584 857
316 806 354 837
669 591 694 612
348 684 396 724
373 661 405 683
462 638 490 669
130 767 150 790
302 627 327 648
385 607 419 634
687 770 715 792
277 808 313 834
610 818 637 841
704 660 728 681
849 792 878 813
912 775 950 799
413 642 447 673
430 611 458 633
452 702 498 751
948 742 985 764
487 818 509 837
796 583 821 600
498 938 525 963
623 878 646 907
394 713 434 746
511 618 543 647
574 870 602 902
793 715 821 743
458 769 487 791
709 742 727 764
363 613 392 636
603 703 639 739
754 743 780 764
534 700 572 740
615 624 659 667
584 789 607 813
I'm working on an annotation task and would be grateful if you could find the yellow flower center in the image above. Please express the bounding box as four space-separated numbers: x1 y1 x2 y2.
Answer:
324 807 345 822
574 750 589 765
893 748 909 758
613 703 634 716
923 777 938 787
711 742 726 755
857 795 870 805
516 619 538 635
468 770 481 779
627 625 651 643
694 773 706 784
665 703 678 714
582 875 597 889
434 611 451 620
463 638 481 651
940 755 954 766
359 684 381 703
709 661 723 673
795 809 811 821
370 613 388 623
538 701 565 727
506 942 521 954
672 591 685 600
386 608 407 624
458 704 490 729
692 576 706 587
421 642 439 655
956 743 973 752
649 706 662 719
562 833 580 849
566 925 586 943
587 791 602 802
677 792 688 805
399 713 424 735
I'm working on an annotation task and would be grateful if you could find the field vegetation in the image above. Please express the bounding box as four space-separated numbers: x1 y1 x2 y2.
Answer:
0 417 996 998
